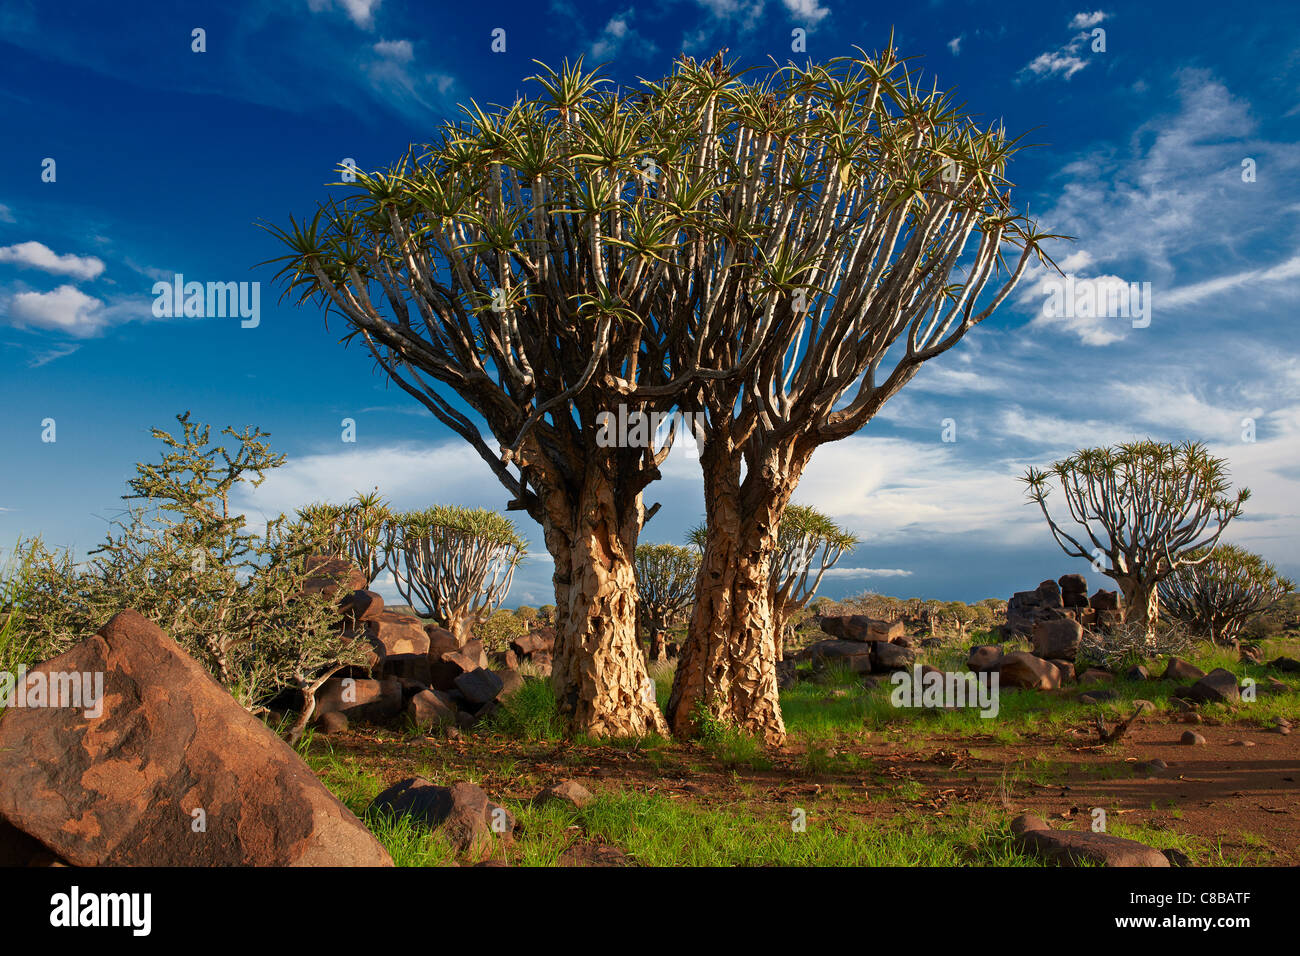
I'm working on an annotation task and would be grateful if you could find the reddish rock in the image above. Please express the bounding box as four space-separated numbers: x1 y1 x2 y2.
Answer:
0 610 392 866
967 645 1003 673
424 625 461 658
302 555 368 598
1089 589 1121 611
536 779 593 809
819 614 902 643
1162 658 1207 682
407 689 458 731
1010 814 1168 867
430 651 482 691
999 652 1062 691
368 778 516 853
317 711 348 735
1184 668 1240 705
339 588 385 624
1032 617 1082 661
315 676 404 723
498 668 525 698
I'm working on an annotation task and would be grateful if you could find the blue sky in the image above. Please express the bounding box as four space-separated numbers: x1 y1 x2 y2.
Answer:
2 0 1299 607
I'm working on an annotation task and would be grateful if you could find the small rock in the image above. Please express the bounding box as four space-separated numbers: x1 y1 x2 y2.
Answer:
1162 658 1207 682
1180 730 1206 745
535 779 593 809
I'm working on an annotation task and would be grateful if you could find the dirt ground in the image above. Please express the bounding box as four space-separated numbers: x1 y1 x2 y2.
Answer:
324 714 1300 865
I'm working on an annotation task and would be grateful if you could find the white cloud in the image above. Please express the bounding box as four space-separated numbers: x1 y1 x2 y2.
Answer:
1160 254 1300 310
592 15 631 58
1068 11 1107 29
782 0 829 25
307 0 381 29
1021 51 1088 81
4 285 106 336
947 35 963 56
821 566 912 578
372 38 412 62
0 241 105 280
0 204 14 223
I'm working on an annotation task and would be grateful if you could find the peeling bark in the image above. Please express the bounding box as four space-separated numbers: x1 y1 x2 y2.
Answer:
667 443 806 745
545 464 667 738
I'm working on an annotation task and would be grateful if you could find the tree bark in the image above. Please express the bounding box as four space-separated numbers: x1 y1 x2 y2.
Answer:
544 465 668 738
1116 576 1160 644
667 443 805 745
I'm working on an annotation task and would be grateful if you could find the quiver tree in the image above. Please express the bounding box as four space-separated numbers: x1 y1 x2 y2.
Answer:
1157 544 1293 647
1022 440 1249 643
384 505 526 643
633 543 700 661
266 55 842 736
661 46 1055 743
297 490 391 583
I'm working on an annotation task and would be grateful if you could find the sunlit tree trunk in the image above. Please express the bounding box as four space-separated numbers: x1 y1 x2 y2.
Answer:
546 463 667 737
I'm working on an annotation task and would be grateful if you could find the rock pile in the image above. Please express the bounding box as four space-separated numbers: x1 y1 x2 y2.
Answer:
800 615 915 675
1003 575 1123 638
304 556 526 734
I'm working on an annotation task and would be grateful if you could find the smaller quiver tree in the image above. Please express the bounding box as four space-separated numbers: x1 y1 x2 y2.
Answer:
1158 544 1294 647
634 543 700 661
765 506 858 659
296 491 390 584
1022 440 1249 642
384 505 525 644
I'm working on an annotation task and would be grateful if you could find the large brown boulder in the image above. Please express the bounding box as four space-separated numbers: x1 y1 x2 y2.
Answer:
315 676 404 723
1182 668 1241 705
0 609 392 866
1031 617 1082 662
819 614 901 643
999 652 1063 691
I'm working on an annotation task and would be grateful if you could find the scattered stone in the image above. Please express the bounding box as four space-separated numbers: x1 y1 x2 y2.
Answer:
805 639 874 673
407 689 458 731
1161 658 1207 682
339 588 385 624
1134 758 1168 775
1180 730 1206 745
318 711 349 735
1078 668 1113 684
1163 848 1192 867
819 614 902 643
560 842 630 866
535 780 593 809
1124 665 1149 681
1184 668 1240 705
1273 717 1293 736
368 778 516 854
1010 814 1168 867
1049 659 1076 683
1268 656 1300 673
498 668 525 698
0 609 392 866
1228 739 1256 748
1032 616 1083 661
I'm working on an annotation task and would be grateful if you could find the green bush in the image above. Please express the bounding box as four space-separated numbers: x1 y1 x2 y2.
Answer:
5 412 367 719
